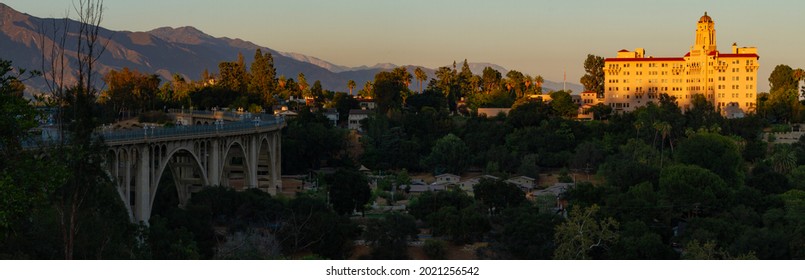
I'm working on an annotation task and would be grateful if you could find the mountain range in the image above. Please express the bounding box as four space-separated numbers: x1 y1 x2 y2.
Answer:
0 3 582 95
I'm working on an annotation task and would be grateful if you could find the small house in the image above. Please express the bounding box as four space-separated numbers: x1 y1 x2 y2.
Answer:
348 109 371 131
434 173 460 185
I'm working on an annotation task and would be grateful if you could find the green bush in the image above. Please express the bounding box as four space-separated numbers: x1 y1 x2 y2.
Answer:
423 239 447 260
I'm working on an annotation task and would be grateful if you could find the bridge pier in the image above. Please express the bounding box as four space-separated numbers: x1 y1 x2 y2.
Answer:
135 145 151 223
248 135 258 189
208 139 220 186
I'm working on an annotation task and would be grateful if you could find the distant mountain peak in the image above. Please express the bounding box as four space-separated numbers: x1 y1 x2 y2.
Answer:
0 2 29 21
148 26 213 44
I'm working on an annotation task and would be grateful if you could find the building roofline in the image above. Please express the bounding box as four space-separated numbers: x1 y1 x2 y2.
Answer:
605 57 685 62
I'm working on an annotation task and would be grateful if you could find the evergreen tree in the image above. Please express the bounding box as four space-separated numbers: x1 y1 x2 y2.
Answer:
580 54 605 97
249 49 277 106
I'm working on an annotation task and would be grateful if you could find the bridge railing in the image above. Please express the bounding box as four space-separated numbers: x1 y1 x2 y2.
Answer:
101 114 285 144
24 113 285 148
168 109 255 121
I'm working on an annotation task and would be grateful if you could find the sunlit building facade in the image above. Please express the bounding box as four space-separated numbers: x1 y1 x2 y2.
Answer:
601 12 759 115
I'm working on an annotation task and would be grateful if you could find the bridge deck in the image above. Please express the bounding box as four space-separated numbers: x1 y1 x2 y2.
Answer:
102 115 285 145
27 113 285 147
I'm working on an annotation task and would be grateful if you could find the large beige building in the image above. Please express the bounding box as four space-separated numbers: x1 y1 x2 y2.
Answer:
599 12 759 115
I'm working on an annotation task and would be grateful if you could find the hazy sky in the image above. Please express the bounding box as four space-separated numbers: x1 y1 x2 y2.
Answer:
5 0 804 92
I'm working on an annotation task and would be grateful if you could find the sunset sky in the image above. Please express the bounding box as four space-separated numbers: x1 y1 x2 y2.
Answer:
5 0 804 92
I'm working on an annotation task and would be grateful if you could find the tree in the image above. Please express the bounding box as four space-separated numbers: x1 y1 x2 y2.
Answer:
481 67 502 94
550 90 579 118
297 73 309 97
347 79 356 96
433 66 456 97
682 240 757 260
609 221 678 260
421 133 469 175
281 110 348 173
218 53 249 93
423 239 447 259
361 81 373 98
100 68 161 113
407 189 474 220
653 121 672 168
789 165 805 190
686 94 723 131
473 178 526 215
584 103 612 120
36 0 128 260
517 153 540 179
763 87 800 123
524 74 533 92
332 91 359 125
580 54 605 97
414 67 427 93
311 80 324 104
0 59 42 160
499 205 562 259
392 66 413 90
214 229 281 260
553 204 619 260
675 132 744 187
427 204 490 244
769 64 797 94
363 212 418 259
769 144 797 174
327 168 371 216
534 75 544 94
0 60 66 243
505 70 526 98
373 71 406 115
248 49 277 105
659 164 729 218
747 163 790 195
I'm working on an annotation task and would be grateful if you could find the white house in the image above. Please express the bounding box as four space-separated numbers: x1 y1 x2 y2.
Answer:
457 175 500 195
506 175 537 192
434 173 460 185
356 97 377 110
348 109 371 131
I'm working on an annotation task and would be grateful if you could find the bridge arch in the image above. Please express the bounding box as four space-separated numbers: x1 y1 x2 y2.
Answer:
220 139 253 189
150 145 210 212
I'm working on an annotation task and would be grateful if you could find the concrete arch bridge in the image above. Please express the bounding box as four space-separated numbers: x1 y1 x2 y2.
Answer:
102 114 285 223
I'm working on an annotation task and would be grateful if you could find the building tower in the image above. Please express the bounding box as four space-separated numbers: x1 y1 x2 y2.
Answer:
692 12 717 55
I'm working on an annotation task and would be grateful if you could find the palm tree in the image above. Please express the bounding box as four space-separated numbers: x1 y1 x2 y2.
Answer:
653 121 672 169
770 144 797 174
535 75 544 94
634 119 645 139
524 74 533 93
347 80 356 96
414 67 427 93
